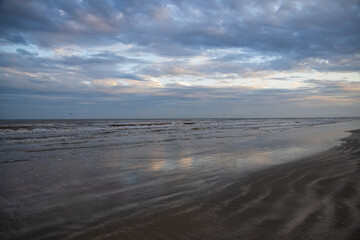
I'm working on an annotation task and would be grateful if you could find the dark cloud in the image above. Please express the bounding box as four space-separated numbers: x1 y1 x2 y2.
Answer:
1 0 359 59
0 50 144 81
16 48 37 56
305 79 360 93
59 53 138 67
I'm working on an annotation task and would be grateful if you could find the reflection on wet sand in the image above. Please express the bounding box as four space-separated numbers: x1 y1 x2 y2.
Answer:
180 157 192 168
254 150 271 166
150 160 164 171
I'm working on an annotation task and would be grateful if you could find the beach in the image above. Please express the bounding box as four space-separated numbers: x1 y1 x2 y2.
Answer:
2 0 360 239
1 119 359 239
73 130 359 240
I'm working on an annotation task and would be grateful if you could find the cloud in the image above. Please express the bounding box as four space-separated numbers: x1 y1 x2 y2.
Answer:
2 78 359 119
1 0 359 118
1 1 359 58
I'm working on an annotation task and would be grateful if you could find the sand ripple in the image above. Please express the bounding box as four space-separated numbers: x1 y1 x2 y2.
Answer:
2 130 359 240
64 130 360 240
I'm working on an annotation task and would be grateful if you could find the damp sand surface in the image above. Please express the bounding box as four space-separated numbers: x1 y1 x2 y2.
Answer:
61 130 360 240
1 118 360 239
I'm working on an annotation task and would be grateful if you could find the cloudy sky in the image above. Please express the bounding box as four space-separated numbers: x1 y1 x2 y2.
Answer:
0 0 359 119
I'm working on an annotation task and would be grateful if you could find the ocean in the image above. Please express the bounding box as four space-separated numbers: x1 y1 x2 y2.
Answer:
0 118 354 159
0 118 359 239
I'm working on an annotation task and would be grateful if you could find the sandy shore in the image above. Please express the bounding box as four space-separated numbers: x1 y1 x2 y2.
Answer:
1 128 359 240
65 130 360 240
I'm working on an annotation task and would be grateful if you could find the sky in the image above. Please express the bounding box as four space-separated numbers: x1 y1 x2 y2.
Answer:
0 0 360 119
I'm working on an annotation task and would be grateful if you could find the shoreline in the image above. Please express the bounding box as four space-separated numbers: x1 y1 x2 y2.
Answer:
1 128 359 240
66 130 360 240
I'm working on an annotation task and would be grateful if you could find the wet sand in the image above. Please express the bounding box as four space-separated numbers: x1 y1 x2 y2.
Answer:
66 130 360 240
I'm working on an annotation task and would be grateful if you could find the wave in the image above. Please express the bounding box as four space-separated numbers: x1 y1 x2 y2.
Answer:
110 122 171 127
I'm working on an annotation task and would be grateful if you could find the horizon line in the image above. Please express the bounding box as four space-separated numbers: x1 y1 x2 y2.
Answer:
1 116 359 121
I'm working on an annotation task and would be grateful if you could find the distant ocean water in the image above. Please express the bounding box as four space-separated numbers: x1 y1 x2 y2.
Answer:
1 118 359 239
0 118 352 158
